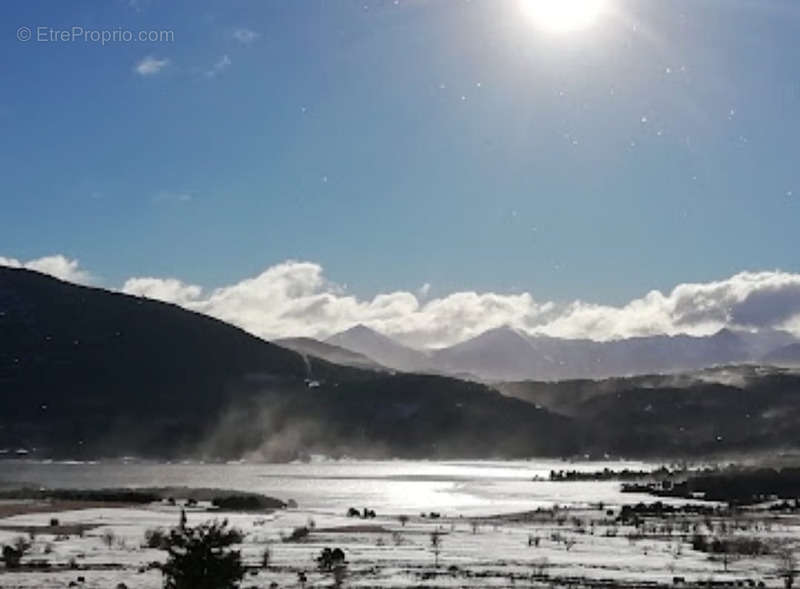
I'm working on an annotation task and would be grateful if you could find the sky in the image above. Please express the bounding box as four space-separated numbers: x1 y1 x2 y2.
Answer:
2 0 800 346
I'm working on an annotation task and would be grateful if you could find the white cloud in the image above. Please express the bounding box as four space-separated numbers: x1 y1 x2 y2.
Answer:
418 283 431 298
5 255 800 348
0 256 21 268
205 55 231 78
0 255 93 285
533 271 800 342
122 277 203 305
232 28 259 44
134 56 170 76
118 265 800 348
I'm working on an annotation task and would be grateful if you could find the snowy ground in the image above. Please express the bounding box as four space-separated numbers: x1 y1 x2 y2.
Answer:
1 497 799 588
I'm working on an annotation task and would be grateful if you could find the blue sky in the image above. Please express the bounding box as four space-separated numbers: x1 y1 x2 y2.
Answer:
2 0 799 306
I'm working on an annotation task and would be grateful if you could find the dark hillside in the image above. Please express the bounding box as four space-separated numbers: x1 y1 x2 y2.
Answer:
0 267 577 460
497 367 800 457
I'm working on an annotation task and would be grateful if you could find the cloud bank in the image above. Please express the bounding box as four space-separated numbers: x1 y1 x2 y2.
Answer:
3 255 800 348
0 255 93 285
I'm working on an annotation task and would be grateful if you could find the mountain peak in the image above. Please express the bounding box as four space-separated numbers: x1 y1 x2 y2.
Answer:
449 325 536 350
332 324 400 346
340 323 384 337
326 324 430 373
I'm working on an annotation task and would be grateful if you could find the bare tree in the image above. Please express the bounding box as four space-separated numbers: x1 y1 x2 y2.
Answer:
101 529 117 548
430 530 443 568
333 563 347 588
777 546 797 589
260 546 271 569
720 549 731 572
532 557 549 578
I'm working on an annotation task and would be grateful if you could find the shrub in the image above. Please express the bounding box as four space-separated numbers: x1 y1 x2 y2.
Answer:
160 519 245 589
144 528 168 549
283 526 310 542
316 547 347 587
532 557 549 578
316 547 346 571
691 533 708 552
2 546 22 569
692 534 769 556
211 494 283 511
2 537 31 569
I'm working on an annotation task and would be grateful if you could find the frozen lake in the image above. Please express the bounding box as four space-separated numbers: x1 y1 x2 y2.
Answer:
0 459 665 516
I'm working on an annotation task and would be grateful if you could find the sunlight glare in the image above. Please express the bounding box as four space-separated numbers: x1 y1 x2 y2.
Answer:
520 0 609 33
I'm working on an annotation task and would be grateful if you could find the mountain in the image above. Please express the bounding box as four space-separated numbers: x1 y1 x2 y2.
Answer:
496 365 800 456
0 267 576 460
429 326 798 382
432 327 562 382
764 343 800 366
6 267 800 461
273 337 386 371
325 324 797 382
325 324 433 373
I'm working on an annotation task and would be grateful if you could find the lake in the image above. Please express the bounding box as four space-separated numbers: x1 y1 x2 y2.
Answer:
0 459 666 516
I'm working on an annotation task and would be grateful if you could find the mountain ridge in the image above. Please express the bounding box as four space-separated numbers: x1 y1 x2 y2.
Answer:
323 324 798 381
763 343 800 366
273 336 386 371
5 266 800 461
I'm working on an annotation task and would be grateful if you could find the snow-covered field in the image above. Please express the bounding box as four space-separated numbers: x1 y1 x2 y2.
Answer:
1 500 797 588
1 461 797 588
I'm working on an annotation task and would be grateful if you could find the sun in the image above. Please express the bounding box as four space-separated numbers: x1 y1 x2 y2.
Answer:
520 0 609 33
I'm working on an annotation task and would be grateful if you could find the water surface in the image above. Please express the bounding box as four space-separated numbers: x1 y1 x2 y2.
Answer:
0 459 665 516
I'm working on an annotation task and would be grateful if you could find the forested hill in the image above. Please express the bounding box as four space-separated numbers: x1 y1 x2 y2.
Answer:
0 267 577 460
497 366 800 457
